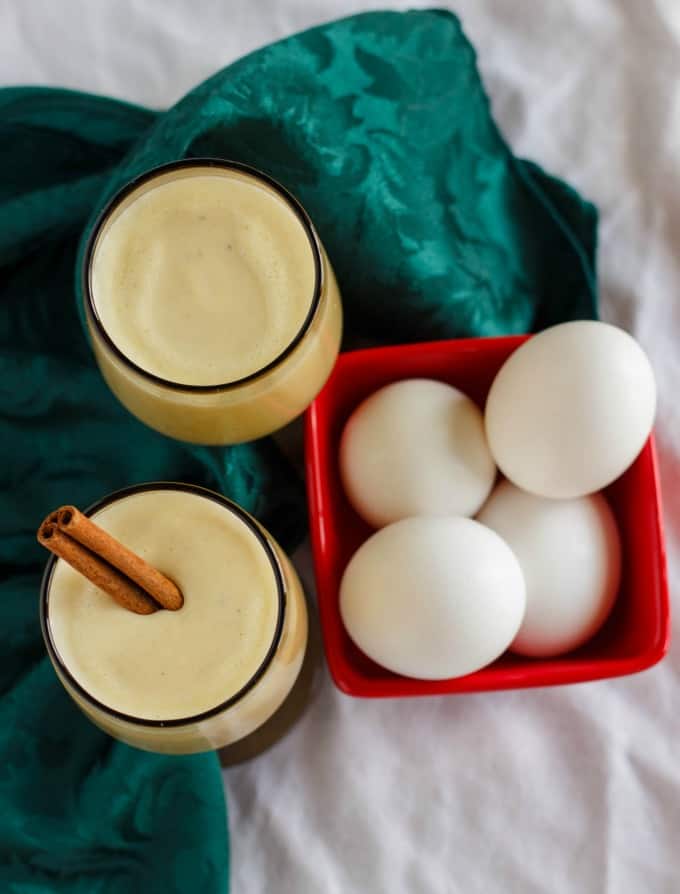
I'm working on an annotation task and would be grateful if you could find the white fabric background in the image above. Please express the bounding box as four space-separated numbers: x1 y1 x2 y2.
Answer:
2 1 679 891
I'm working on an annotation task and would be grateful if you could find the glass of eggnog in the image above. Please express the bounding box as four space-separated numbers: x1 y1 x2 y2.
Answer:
82 159 342 444
39 483 308 754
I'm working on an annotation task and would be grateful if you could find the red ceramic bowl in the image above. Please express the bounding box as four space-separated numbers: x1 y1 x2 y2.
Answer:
305 336 671 697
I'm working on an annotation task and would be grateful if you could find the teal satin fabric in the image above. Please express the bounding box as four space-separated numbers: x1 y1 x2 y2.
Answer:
0 10 597 893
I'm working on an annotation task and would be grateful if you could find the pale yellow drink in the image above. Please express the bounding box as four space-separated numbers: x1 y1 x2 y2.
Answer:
84 161 342 444
40 484 308 754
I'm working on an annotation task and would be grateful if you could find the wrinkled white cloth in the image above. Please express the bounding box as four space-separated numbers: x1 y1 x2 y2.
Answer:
3 1 679 891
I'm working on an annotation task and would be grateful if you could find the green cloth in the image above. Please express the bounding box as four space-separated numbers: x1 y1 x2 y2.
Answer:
0 9 597 894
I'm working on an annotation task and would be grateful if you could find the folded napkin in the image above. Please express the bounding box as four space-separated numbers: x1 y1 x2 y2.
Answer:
0 9 597 893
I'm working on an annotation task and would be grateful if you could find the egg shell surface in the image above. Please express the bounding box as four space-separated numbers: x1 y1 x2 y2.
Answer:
339 516 526 680
484 321 656 498
477 480 622 657
340 378 496 528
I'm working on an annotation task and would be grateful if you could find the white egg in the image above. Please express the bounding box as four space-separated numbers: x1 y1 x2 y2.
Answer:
340 379 496 528
485 321 656 498
339 517 526 680
477 481 621 657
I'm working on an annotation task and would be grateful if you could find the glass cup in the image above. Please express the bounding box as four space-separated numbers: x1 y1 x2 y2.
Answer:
82 159 343 444
40 483 308 754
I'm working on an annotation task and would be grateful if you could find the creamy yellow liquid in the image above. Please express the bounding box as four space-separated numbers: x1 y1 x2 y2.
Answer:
91 171 316 386
49 489 281 721
85 164 343 445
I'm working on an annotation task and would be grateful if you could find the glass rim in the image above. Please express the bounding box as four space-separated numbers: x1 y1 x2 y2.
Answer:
39 481 287 729
82 157 324 394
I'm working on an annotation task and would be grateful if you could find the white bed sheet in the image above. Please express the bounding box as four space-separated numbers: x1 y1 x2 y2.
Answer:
3 1 679 891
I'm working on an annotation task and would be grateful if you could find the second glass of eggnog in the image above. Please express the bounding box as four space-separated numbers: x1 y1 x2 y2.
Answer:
82 159 342 444
40 483 308 754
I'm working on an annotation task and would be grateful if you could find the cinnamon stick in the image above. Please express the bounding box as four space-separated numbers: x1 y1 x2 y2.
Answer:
37 504 184 615
38 521 158 615
56 506 183 611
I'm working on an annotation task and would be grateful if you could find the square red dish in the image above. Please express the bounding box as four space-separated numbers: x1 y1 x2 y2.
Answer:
304 336 670 697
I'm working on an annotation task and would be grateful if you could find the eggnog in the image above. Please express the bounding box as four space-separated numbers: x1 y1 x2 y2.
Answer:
41 484 308 754
84 161 342 444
